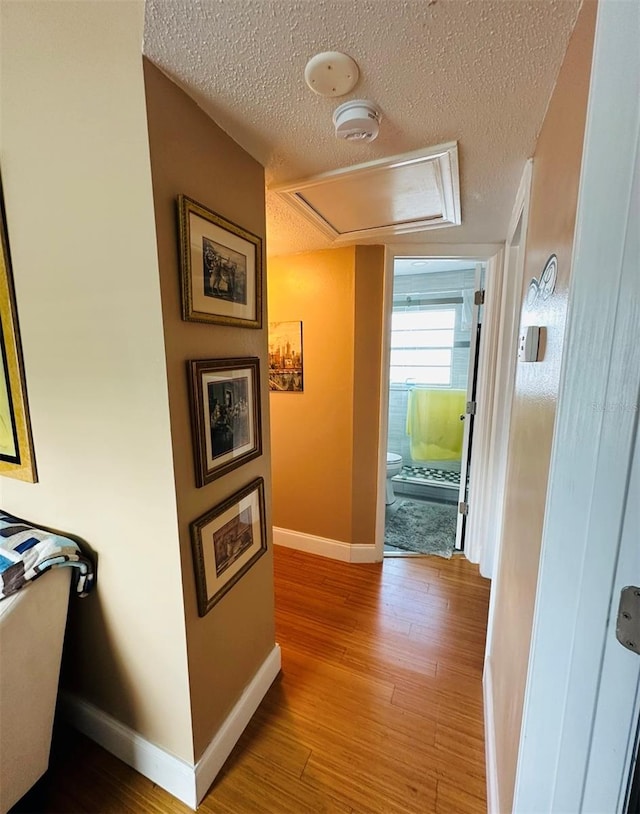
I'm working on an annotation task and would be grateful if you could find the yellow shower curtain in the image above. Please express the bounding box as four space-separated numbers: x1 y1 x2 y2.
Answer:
406 388 466 462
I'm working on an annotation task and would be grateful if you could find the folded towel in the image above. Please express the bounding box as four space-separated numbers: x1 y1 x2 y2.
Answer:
406 389 466 462
0 511 95 600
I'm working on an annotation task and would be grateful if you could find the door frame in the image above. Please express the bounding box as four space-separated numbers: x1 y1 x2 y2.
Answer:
374 242 502 562
513 0 640 808
471 160 532 581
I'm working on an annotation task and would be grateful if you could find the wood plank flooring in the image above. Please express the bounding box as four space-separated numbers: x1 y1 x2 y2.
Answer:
15 547 490 814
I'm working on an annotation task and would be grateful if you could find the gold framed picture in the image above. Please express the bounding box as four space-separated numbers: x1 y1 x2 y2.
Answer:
178 195 262 328
0 188 37 482
191 478 267 616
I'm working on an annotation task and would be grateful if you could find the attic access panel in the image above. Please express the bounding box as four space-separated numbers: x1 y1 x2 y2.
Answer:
272 142 461 243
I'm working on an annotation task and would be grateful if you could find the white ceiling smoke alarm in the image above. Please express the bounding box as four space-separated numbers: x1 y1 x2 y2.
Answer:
332 100 381 143
304 52 359 97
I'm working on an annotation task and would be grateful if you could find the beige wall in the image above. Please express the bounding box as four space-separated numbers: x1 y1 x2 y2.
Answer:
352 246 385 545
143 61 276 760
268 248 356 542
268 246 384 545
0 2 193 761
488 3 597 810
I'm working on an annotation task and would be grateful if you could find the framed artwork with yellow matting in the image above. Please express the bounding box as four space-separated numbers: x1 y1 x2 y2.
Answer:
0 187 37 482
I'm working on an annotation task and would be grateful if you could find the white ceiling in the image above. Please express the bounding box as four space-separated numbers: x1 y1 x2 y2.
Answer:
144 0 582 257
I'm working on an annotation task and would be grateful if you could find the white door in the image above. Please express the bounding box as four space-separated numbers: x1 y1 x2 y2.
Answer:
455 262 484 550
582 424 640 811
513 1 640 809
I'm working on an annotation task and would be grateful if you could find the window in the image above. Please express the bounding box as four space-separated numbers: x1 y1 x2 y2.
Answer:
390 308 455 385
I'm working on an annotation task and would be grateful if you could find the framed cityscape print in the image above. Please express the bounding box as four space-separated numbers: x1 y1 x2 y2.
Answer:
178 195 262 328
188 357 262 487
191 477 267 616
268 321 303 392
0 185 37 482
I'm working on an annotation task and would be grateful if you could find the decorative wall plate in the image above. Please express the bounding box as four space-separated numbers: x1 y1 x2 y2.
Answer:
539 254 558 300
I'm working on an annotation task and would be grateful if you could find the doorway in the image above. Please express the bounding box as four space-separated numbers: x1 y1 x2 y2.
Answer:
382 257 485 558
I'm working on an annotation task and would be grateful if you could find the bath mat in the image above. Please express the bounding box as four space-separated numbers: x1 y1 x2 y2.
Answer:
384 499 456 557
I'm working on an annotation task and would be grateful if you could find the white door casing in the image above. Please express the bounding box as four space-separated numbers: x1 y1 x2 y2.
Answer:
374 244 502 561
476 161 532 580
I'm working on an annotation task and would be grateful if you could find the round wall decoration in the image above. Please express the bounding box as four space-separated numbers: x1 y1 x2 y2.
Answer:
525 253 558 310
526 279 540 308
539 254 558 300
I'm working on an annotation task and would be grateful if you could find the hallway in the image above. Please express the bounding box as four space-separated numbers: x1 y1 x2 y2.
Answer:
21 547 489 813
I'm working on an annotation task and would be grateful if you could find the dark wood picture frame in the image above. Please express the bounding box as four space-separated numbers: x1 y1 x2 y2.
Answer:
178 195 262 328
191 477 267 616
188 357 262 487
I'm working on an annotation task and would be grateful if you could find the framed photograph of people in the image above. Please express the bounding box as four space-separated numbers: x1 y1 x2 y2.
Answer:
178 195 262 328
188 357 262 487
191 477 267 616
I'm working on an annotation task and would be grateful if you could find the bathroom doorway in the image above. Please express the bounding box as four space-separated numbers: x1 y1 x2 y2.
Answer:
382 257 485 558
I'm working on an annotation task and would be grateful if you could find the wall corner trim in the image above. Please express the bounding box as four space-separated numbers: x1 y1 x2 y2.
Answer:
273 527 379 563
60 644 281 810
194 644 281 804
59 692 199 809
483 662 501 814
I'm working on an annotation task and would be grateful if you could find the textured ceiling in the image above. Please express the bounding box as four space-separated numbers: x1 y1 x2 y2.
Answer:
144 0 582 257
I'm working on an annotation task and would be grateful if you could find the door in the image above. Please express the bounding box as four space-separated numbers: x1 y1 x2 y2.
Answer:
455 262 484 550
581 423 640 810
512 2 640 808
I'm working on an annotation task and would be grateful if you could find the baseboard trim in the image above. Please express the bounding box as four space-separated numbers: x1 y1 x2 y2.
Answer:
194 644 281 804
59 692 198 809
60 644 282 810
273 526 378 563
483 662 501 814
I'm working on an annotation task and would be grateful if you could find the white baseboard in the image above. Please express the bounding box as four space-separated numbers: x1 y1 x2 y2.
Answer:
194 644 281 804
59 691 198 809
483 662 501 814
273 526 378 563
60 644 282 810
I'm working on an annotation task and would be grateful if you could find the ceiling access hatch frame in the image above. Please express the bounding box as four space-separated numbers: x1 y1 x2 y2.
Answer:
271 141 461 244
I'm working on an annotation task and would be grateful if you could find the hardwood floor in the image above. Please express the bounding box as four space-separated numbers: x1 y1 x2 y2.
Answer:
16 547 490 813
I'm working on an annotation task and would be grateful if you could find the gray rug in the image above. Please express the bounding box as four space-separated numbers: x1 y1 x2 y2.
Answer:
385 499 457 557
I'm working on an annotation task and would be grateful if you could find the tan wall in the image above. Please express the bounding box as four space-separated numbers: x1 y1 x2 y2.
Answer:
488 3 597 810
268 248 356 543
0 2 194 761
268 246 384 545
352 246 385 545
143 61 276 759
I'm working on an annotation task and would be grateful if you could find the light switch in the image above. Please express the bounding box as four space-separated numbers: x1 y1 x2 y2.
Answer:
518 326 540 362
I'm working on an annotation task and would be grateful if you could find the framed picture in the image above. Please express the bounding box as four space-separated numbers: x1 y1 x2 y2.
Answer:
191 477 267 616
0 186 37 482
188 357 262 487
178 195 262 328
268 321 304 392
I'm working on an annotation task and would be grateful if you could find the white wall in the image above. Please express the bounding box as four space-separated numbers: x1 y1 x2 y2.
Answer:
0 0 193 761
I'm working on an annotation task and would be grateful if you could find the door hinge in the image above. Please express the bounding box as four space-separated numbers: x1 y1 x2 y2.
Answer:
474 289 485 306
466 400 477 415
617 586 640 655
458 501 469 516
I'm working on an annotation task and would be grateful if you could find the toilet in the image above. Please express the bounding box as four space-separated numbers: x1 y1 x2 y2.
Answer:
386 452 403 505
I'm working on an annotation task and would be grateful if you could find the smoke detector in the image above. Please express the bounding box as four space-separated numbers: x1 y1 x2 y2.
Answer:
333 100 381 143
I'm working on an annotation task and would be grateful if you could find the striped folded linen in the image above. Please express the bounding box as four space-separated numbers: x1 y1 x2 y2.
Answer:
0 510 95 600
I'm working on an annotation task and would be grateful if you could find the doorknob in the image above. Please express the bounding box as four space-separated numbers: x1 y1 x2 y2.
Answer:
616 586 640 655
